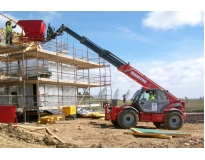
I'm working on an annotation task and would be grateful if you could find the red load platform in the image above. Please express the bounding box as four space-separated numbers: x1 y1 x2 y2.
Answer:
17 20 46 42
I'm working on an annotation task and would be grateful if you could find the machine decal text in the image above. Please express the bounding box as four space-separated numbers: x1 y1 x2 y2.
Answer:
130 71 147 83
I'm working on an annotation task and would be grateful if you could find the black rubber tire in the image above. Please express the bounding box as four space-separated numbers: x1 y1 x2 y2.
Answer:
153 122 164 129
111 120 119 127
117 109 137 129
164 111 183 130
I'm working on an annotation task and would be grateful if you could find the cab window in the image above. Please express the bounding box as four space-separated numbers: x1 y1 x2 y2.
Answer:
158 90 168 99
132 90 142 102
139 90 150 101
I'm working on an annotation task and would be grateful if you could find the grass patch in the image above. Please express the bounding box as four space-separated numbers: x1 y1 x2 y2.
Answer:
186 109 204 113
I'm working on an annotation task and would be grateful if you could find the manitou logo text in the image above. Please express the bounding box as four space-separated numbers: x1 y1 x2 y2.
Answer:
130 71 147 83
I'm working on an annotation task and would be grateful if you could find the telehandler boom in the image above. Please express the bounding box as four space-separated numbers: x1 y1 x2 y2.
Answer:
46 23 186 130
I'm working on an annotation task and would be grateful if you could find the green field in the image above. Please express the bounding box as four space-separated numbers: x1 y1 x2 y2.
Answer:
181 99 204 113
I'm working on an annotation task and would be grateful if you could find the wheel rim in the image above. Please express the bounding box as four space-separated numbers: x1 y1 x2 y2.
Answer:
123 113 135 125
169 115 180 127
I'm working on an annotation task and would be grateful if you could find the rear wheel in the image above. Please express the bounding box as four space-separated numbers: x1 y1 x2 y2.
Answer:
164 111 183 130
117 109 137 129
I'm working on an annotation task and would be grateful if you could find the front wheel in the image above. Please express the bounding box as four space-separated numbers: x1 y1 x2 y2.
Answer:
164 111 183 130
117 109 137 129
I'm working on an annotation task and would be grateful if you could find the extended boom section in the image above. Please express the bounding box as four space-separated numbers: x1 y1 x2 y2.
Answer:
47 24 127 68
46 23 179 103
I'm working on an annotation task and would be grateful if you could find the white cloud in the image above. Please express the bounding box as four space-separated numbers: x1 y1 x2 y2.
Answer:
147 58 204 98
151 60 164 65
110 67 142 99
110 58 204 99
38 11 61 24
116 26 131 34
114 24 147 41
142 11 204 30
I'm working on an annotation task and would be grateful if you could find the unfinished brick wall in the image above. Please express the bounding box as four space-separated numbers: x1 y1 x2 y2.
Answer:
185 113 204 123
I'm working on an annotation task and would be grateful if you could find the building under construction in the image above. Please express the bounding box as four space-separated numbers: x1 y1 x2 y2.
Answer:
0 18 111 121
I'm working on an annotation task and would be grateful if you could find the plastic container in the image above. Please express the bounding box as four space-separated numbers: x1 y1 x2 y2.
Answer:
0 105 17 123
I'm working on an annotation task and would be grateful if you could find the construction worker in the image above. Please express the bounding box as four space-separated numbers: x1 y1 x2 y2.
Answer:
5 20 16 45
122 94 126 103
149 91 155 100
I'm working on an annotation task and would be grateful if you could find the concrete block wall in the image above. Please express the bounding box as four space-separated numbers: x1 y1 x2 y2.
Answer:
185 113 204 123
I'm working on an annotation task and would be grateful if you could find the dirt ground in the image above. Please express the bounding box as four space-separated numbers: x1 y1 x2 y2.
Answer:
0 117 204 148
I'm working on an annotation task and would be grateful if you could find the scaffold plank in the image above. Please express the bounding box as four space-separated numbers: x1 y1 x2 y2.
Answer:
23 77 109 87
0 42 25 54
0 47 106 70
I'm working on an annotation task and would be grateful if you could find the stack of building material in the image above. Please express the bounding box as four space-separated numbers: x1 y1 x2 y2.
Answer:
77 107 104 118
78 112 104 118
124 128 191 139
37 115 62 124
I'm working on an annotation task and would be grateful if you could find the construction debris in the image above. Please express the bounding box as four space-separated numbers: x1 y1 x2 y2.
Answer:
37 107 104 125
124 127 191 139
0 122 64 145
77 107 104 118
78 112 105 118
37 115 63 124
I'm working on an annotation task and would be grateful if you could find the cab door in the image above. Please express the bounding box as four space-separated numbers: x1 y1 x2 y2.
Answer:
156 90 169 113
138 90 158 113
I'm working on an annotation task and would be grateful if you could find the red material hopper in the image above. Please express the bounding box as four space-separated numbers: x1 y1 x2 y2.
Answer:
17 20 47 41
0 105 17 123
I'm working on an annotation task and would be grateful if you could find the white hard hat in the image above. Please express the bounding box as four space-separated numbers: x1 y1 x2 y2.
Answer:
149 91 153 94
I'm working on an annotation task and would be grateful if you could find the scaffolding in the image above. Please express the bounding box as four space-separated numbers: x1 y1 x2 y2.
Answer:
0 25 112 121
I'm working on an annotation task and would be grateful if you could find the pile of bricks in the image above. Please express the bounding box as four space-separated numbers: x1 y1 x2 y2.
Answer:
185 113 204 123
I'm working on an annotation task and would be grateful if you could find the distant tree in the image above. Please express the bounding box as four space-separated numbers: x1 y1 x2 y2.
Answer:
185 96 188 103
113 89 119 99
98 87 107 99
122 89 130 103
84 91 89 95
98 90 102 98
125 89 130 99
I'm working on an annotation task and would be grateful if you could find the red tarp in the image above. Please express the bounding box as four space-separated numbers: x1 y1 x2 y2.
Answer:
0 105 17 123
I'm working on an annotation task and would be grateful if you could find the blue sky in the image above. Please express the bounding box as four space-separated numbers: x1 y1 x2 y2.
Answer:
0 11 204 99
0 2 204 100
